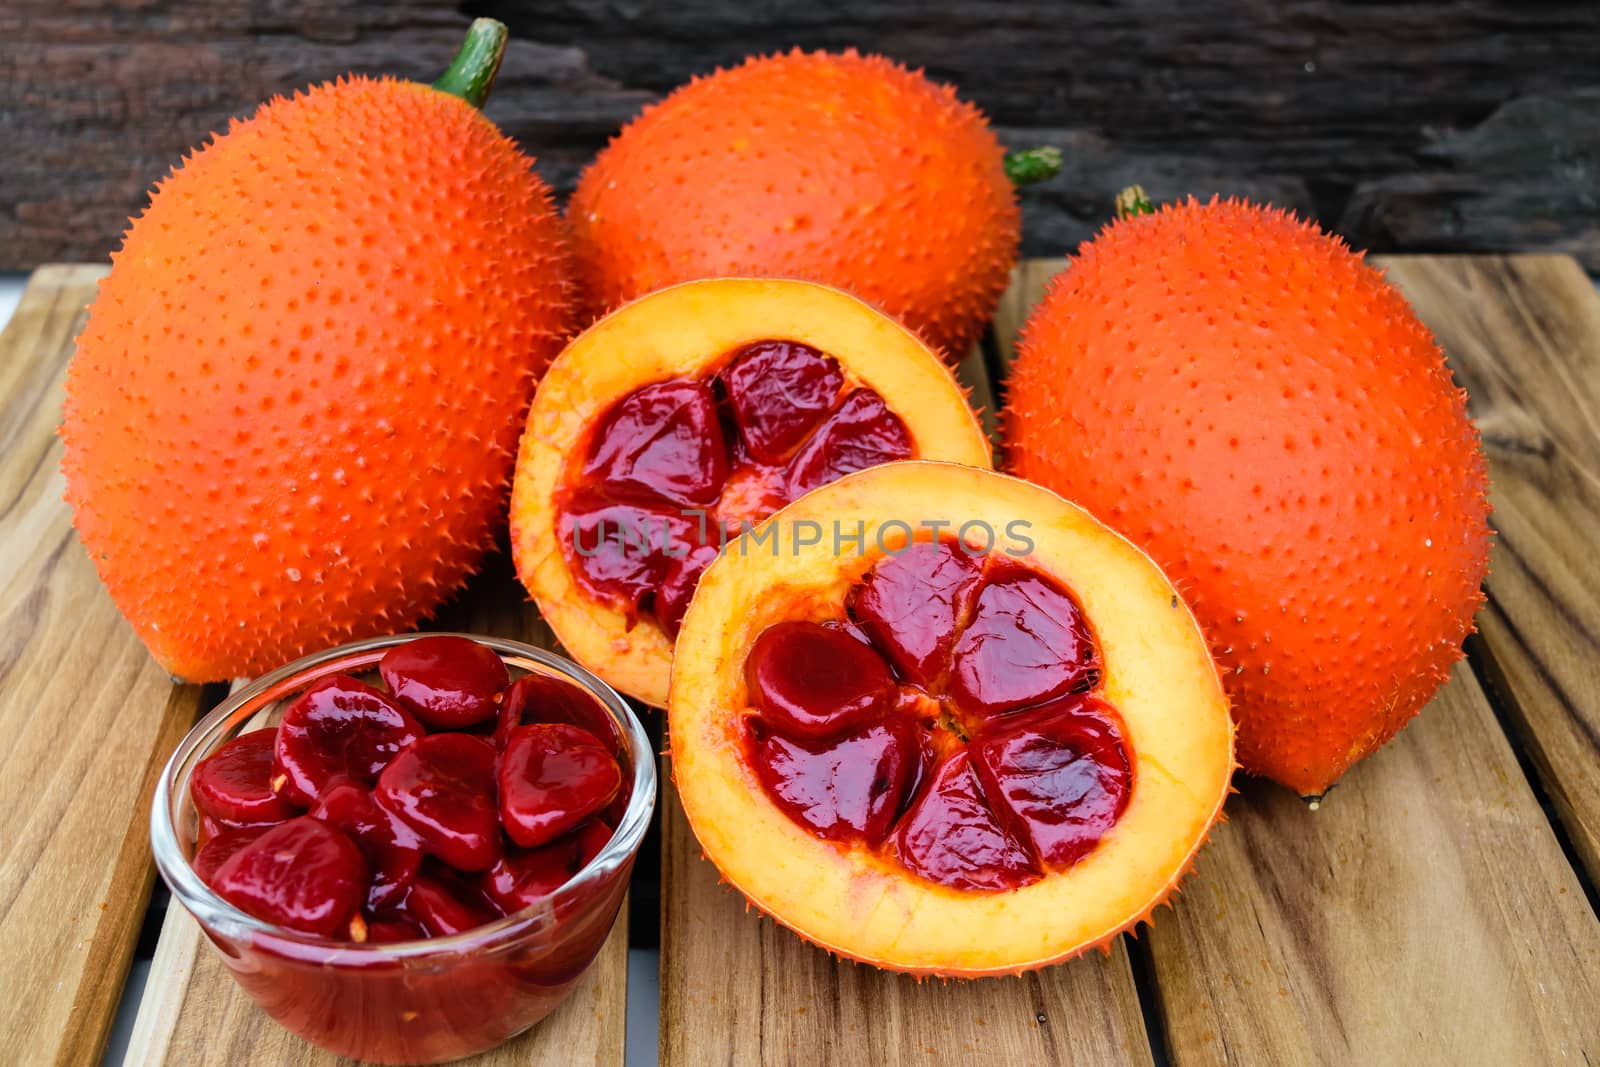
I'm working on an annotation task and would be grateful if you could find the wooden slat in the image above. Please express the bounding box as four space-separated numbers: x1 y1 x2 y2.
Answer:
658 323 1154 1066
127 552 631 1065
1378 255 1600 881
0 266 212 1066
1146 662 1600 1063
659 780 1153 1066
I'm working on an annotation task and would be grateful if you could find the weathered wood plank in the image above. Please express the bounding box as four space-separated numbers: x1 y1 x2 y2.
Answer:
1145 663 1600 1064
1379 255 1600 882
4 1 1598 268
659 779 1154 1066
126 556 631 1065
0 266 212 1067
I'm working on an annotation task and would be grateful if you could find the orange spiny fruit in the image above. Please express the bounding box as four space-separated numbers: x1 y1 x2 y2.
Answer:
1003 195 1491 796
569 49 1043 360
60 21 573 682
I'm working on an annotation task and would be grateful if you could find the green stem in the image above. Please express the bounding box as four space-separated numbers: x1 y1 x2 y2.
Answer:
432 18 509 109
1114 184 1157 220
1003 146 1063 187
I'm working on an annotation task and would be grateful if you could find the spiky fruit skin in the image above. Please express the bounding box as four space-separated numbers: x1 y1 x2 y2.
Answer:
1004 199 1491 796
568 50 1018 360
61 76 573 682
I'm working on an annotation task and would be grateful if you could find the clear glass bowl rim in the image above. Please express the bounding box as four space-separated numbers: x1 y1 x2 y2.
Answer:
150 632 656 961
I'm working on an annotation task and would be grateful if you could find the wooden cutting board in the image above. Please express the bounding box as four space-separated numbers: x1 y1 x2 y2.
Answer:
0 255 1596 1066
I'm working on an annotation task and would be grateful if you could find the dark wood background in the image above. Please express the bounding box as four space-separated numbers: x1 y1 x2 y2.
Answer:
3 0 1597 271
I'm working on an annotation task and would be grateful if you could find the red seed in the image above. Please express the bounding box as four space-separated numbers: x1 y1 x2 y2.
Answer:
749 715 922 846
745 620 896 737
785 390 912 499
850 540 984 688
720 340 844 462
309 780 424 913
207 817 368 937
191 728 299 825
499 724 622 849
379 635 510 730
272 675 424 805
894 751 1039 892
947 562 1099 718
375 734 501 872
582 378 728 507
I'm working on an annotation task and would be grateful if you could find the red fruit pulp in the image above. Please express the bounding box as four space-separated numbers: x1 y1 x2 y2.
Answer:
376 734 502 872
272 675 424 805
558 340 914 636
379 635 510 729
191 728 298 825
743 540 1132 892
208 818 367 937
494 670 621 751
500 724 622 848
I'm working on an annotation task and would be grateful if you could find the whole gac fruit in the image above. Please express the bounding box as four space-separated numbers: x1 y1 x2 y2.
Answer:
568 50 1056 360
60 21 574 682
1003 192 1491 796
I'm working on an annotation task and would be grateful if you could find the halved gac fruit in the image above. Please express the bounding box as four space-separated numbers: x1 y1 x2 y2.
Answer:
510 279 991 707
669 462 1233 975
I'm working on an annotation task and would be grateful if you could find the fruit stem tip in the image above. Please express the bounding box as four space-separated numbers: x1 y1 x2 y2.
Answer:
433 18 509 109
1115 185 1157 220
1004 146 1064 187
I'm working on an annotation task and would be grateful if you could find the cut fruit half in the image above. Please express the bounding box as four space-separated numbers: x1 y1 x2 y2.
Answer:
668 461 1234 976
510 278 992 707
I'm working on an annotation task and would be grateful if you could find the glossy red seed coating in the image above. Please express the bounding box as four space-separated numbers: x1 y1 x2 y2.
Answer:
273 675 424 806
379 635 510 730
970 696 1132 869
309 780 424 913
560 492 707 622
653 540 723 637
749 715 922 846
193 824 272 885
404 865 502 937
785 390 913 499
493 670 620 752
744 543 1132 892
479 820 611 913
364 913 427 943
745 621 897 737
851 540 984 687
499 724 622 849
191 728 299 826
208 817 368 937
947 563 1099 718
894 752 1039 891
559 347 916 636
376 734 501 872
582 379 729 507
720 340 845 462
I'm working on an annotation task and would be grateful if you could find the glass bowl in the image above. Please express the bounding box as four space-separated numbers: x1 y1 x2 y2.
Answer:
151 633 655 1064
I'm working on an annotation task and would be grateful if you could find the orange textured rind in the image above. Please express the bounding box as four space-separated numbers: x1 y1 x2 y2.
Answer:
60 75 573 681
1004 197 1491 795
568 49 1019 361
